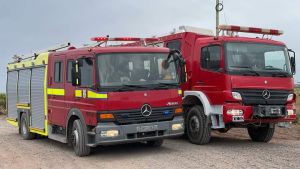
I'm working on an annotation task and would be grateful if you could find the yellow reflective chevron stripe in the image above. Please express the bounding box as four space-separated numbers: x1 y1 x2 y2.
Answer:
75 90 83 97
87 90 108 99
47 88 65 96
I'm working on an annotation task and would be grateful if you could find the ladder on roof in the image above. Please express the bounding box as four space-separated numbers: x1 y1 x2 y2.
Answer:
12 43 71 63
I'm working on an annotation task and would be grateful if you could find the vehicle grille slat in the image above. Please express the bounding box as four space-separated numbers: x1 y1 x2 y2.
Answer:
113 107 174 125
233 89 291 105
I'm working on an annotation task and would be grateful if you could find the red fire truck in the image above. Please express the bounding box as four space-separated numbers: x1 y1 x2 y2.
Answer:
130 25 297 144
6 37 186 156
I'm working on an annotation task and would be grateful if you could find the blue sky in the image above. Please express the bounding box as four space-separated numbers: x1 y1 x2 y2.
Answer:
1 0 300 92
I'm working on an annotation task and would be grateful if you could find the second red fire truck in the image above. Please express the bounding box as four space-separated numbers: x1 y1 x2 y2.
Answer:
129 25 297 144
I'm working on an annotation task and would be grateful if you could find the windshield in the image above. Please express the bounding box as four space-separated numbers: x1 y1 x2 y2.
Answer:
96 52 178 90
225 42 292 77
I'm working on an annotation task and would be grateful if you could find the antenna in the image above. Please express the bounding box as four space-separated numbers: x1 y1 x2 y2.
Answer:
215 0 223 37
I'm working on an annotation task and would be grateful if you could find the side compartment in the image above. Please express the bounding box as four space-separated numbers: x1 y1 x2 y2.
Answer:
30 67 46 132
7 71 19 121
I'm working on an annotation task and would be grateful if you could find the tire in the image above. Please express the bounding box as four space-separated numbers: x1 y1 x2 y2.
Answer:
186 105 211 145
71 119 91 156
20 113 35 140
146 139 164 147
247 124 275 142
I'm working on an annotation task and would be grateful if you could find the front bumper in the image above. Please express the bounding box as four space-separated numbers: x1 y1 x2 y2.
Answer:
87 117 184 147
222 103 297 124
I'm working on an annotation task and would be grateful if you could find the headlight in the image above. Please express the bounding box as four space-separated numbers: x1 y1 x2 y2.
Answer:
287 94 294 102
232 92 242 100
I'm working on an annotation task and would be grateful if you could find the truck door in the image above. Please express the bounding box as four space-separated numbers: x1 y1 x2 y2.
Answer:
193 41 225 104
48 54 66 126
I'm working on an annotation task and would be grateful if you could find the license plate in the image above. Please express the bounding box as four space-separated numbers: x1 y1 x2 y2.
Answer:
270 108 281 115
136 125 158 132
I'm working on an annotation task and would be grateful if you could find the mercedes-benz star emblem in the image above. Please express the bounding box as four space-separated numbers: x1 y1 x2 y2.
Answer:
262 90 271 99
141 104 152 117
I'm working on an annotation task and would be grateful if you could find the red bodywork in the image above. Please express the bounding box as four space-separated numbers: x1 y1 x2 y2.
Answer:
155 32 296 124
47 47 182 127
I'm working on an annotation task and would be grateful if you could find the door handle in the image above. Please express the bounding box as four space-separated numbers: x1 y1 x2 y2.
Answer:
196 81 205 84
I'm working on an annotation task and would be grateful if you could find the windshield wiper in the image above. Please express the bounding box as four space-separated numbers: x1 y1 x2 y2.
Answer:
112 83 147 92
229 66 260 76
150 82 179 90
242 70 260 76
271 72 289 77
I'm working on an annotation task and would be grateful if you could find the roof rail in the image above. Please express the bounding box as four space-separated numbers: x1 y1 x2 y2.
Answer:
12 43 71 63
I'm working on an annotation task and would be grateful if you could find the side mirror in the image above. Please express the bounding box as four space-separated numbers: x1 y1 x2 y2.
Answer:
71 60 81 86
168 50 187 83
288 49 296 75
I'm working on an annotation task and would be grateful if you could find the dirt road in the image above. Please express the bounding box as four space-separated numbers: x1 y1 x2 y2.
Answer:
0 115 299 169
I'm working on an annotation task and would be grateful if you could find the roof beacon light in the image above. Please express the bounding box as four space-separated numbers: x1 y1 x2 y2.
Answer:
218 25 283 36
90 37 160 42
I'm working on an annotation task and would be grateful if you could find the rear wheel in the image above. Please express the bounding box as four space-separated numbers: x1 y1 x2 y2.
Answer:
71 119 91 156
247 124 275 142
186 105 211 144
146 139 164 147
20 113 35 140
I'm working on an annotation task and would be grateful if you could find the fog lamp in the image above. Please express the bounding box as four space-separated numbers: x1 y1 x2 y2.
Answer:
287 109 295 116
172 123 183 131
100 130 119 137
227 109 244 116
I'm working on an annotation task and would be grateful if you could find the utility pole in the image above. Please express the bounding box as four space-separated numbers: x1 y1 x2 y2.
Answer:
215 0 223 37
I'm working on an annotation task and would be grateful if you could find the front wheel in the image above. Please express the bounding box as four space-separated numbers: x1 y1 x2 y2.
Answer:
247 124 275 142
72 119 91 156
186 105 211 144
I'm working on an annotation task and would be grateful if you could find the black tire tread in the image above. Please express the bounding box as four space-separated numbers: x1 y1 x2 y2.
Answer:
73 119 91 156
247 124 275 142
186 105 211 145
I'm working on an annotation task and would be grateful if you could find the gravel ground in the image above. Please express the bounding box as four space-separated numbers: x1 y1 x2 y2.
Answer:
0 115 299 169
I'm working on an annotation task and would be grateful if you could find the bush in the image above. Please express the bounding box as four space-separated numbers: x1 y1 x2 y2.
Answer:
0 94 6 114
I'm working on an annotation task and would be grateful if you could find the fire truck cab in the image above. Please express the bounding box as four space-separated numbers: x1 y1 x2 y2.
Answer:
144 25 297 144
6 38 186 156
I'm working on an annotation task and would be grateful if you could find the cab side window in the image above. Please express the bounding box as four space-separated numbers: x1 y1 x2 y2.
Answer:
201 45 221 71
166 40 181 51
67 60 74 83
54 61 63 83
79 58 94 87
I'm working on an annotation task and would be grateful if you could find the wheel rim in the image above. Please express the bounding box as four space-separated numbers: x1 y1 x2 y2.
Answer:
189 116 200 136
72 129 79 147
22 119 27 135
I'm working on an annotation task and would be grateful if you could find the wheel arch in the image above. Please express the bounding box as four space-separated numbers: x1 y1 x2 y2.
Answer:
66 108 87 143
183 91 212 116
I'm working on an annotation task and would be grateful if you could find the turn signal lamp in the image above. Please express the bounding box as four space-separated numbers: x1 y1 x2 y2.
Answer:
175 107 183 115
99 113 114 120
